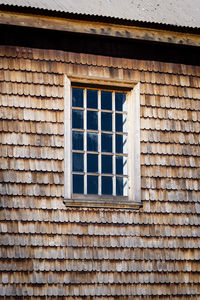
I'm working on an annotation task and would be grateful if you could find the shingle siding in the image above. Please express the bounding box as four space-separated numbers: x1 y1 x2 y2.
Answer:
0 45 200 298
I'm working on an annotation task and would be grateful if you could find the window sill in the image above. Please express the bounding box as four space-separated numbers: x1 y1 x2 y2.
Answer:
64 194 142 209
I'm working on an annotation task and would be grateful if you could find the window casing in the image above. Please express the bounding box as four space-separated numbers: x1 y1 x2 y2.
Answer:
64 75 141 209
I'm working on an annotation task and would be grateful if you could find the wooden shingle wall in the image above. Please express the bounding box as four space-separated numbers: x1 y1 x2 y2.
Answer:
0 45 200 299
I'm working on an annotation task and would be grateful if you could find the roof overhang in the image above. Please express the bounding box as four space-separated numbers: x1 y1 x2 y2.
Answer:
0 10 200 47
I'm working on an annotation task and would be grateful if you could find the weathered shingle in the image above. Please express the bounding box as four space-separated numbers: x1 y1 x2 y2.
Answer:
1 45 200 298
1 46 200 76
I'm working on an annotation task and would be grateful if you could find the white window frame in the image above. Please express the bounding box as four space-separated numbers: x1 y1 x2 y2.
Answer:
64 75 141 209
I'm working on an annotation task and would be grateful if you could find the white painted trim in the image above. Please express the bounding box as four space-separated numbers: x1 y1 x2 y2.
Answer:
127 83 141 203
64 75 72 199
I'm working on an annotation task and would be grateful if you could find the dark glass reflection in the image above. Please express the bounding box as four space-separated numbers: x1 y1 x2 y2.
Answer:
72 88 83 107
87 89 98 108
115 92 126 111
73 174 84 194
101 91 112 110
116 134 127 154
72 153 84 172
102 176 112 195
87 175 98 194
101 133 112 153
102 155 112 174
116 177 124 196
87 154 98 173
87 111 98 130
116 156 127 175
72 131 84 150
101 112 112 131
72 110 83 129
87 132 98 152
116 113 127 132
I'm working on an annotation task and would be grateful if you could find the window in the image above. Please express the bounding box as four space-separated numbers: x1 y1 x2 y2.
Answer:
64 75 141 209
72 87 128 196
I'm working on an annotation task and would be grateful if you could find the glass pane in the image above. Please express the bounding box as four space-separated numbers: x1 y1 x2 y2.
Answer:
116 156 127 175
116 177 128 196
102 176 112 195
72 110 83 129
87 175 98 194
72 153 84 172
87 132 98 152
87 111 98 130
87 89 98 108
116 134 127 154
101 112 112 131
72 88 83 107
101 91 112 110
73 174 84 194
101 133 112 153
72 131 83 150
115 113 127 133
87 154 98 173
115 92 126 112
102 155 112 174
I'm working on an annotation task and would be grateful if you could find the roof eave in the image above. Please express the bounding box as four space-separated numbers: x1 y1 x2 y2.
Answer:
0 3 200 35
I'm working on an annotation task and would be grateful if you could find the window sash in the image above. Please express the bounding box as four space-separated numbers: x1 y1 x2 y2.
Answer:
71 87 128 196
64 75 141 208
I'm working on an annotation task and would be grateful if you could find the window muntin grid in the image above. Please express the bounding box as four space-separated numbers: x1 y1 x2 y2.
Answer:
72 87 128 196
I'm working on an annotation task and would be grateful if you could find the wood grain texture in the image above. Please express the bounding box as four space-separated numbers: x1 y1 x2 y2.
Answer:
1 11 200 47
0 45 200 298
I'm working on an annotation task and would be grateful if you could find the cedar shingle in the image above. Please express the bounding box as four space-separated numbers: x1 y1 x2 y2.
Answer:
1 120 64 135
141 106 200 121
141 118 200 133
1 133 64 147
1 107 64 122
1 44 200 298
1 271 200 285
0 70 63 85
0 95 64 110
141 154 199 168
141 166 199 179
2 259 200 273
1 46 200 76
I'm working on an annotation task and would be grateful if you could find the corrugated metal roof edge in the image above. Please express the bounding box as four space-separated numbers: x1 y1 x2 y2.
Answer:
0 3 200 34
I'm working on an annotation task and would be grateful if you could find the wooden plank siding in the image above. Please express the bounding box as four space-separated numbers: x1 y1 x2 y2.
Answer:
0 45 200 298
